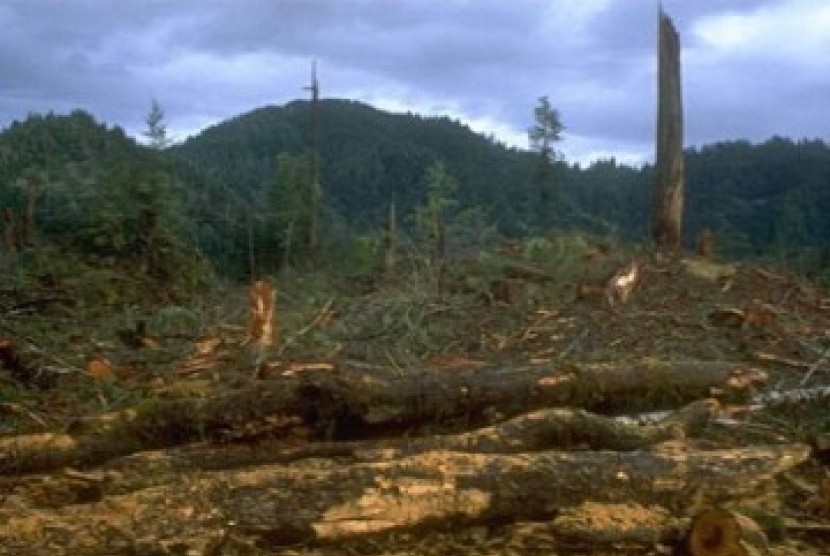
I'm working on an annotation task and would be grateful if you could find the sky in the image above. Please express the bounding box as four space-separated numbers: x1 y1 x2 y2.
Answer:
1 0 828 165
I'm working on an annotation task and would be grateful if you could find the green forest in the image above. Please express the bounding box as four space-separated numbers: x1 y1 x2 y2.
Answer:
1 99 829 288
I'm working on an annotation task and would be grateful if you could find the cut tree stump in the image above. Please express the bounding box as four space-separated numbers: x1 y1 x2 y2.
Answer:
687 508 770 556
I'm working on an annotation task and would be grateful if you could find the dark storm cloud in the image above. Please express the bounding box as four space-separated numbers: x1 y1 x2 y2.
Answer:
180 0 548 100
0 0 827 163
0 0 182 123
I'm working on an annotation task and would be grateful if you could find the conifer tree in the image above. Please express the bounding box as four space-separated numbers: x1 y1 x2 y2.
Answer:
143 98 171 149
528 96 563 228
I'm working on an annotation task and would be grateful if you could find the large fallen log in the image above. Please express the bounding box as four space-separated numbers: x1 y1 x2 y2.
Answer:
0 360 762 474
0 443 809 555
10 399 716 498
0 398 719 488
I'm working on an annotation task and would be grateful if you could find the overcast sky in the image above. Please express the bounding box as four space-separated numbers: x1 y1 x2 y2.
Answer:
1 0 828 165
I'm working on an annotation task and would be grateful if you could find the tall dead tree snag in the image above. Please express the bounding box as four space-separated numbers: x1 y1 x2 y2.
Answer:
653 9 685 251
304 60 322 258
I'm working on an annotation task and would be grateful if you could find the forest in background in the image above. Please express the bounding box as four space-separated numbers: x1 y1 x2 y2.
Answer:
1 99 829 287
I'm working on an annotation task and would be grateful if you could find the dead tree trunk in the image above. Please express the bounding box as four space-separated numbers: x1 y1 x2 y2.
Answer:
0 444 809 554
653 9 685 250
304 60 321 258
74 399 721 488
0 361 764 474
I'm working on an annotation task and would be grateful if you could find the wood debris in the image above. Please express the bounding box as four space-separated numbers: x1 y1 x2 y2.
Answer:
687 508 769 556
244 279 277 349
681 258 737 283
805 478 830 517
606 260 640 305
84 356 113 380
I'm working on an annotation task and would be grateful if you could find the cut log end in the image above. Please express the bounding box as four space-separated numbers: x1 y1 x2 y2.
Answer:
687 508 769 556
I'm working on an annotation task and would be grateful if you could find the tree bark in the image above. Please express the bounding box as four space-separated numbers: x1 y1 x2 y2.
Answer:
0 444 808 554
0 361 763 474
534 502 682 550
47 398 716 495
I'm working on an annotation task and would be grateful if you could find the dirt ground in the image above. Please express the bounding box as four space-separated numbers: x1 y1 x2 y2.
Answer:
0 247 828 555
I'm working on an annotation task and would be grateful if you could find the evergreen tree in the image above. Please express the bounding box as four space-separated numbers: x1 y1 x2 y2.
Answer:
270 152 314 266
413 160 458 265
528 96 563 229
143 99 171 149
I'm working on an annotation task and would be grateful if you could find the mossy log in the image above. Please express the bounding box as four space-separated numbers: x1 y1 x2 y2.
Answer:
0 360 762 473
0 444 808 555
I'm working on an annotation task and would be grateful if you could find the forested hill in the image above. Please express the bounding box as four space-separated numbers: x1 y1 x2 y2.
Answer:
1 103 829 281
175 99 830 276
173 99 537 235
0 110 216 294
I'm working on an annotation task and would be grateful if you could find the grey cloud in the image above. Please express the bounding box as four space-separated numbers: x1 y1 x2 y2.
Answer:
0 0 826 163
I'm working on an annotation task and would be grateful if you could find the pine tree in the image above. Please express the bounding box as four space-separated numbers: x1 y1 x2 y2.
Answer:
528 96 563 228
143 99 171 149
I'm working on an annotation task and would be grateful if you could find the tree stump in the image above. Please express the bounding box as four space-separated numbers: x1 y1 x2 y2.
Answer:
245 279 277 350
687 508 769 556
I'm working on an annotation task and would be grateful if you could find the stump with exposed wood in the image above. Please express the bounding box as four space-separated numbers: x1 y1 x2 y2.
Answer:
606 260 640 305
245 279 277 349
687 508 769 556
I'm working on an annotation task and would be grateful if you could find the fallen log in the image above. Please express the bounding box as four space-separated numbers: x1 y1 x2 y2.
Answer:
0 444 809 555
40 398 716 497
0 360 762 474
353 397 718 456
317 359 763 428
0 398 720 494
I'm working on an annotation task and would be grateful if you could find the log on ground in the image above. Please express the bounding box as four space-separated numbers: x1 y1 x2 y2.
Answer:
0 359 763 474
0 444 809 554
20 399 719 498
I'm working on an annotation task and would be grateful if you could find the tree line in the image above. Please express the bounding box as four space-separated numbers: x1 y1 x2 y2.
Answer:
1 102 829 286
